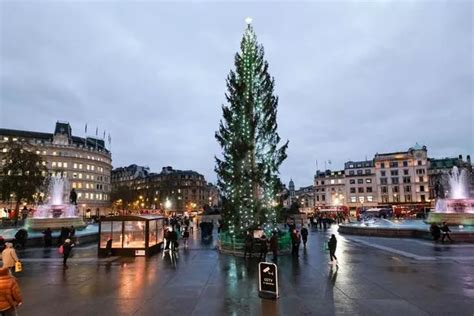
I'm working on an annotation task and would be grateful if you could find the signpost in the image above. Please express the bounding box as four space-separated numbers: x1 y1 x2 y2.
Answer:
258 262 279 299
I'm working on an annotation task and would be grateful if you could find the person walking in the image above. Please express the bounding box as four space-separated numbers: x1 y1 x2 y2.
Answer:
291 229 301 257
430 223 441 241
1 243 19 274
62 239 74 269
259 234 268 261
182 226 190 248
328 234 338 265
441 222 453 242
269 232 278 261
301 225 309 249
243 231 254 259
0 267 22 316
42 228 53 247
14 229 28 250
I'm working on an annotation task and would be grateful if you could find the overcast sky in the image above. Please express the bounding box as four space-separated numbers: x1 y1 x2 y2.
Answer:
1 1 472 188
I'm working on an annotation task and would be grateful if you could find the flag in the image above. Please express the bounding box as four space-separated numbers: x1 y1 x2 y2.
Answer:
108 134 111 145
103 130 106 139
328 160 332 165
85 124 87 134
95 127 98 136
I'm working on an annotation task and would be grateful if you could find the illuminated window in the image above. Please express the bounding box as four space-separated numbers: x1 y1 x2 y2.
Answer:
359 196 365 203
73 163 77 169
330 180 335 184
53 152 57 156
91 165 95 171
367 196 373 202
77 183 82 189
58 162 63 168
79 164 83 169
78 173 83 179
350 196 356 203
72 182 77 189
52 162 57 167
63 162 68 168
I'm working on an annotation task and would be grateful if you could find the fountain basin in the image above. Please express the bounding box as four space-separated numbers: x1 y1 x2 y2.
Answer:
26 217 86 231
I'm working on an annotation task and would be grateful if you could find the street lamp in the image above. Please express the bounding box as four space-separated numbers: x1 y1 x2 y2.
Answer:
165 198 172 210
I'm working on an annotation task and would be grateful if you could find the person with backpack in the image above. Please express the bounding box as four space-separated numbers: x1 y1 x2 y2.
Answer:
62 239 74 269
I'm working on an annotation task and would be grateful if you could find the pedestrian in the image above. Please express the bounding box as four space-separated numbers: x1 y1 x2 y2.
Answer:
259 234 268 261
243 231 254 259
430 223 441 241
0 267 22 315
105 237 113 256
291 229 301 257
328 234 338 265
182 226 190 248
14 229 28 249
0 236 5 254
42 228 53 247
269 231 278 261
164 227 172 251
317 215 322 229
1 243 19 274
301 225 309 248
62 239 74 268
323 216 327 230
441 222 453 242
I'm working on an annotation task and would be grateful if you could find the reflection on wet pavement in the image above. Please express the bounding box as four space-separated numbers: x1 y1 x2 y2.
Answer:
12 226 474 315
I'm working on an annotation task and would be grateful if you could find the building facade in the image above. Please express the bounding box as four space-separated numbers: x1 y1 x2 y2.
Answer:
314 170 346 208
374 144 429 205
294 185 315 213
111 165 215 213
344 160 377 208
0 122 112 214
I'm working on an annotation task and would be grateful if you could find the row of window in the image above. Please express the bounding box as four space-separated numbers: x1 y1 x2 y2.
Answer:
349 178 372 184
315 179 344 185
77 192 108 201
379 160 424 168
380 176 426 185
71 182 108 191
381 194 426 203
349 187 373 193
348 169 371 176
349 196 374 203
380 185 425 193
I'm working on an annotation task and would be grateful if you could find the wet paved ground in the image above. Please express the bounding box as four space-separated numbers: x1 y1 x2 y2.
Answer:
11 226 474 316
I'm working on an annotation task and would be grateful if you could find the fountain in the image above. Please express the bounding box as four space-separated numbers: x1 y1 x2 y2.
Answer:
428 166 474 225
26 175 86 231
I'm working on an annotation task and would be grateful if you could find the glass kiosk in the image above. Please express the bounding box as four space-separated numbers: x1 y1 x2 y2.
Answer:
98 215 165 256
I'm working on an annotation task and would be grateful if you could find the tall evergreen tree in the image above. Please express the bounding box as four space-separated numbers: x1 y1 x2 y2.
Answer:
215 20 288 236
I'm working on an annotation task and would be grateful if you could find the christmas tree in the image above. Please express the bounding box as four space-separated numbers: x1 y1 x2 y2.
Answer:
215 19 288 236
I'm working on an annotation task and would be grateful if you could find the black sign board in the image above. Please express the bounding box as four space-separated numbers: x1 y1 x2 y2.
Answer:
258 262 279 299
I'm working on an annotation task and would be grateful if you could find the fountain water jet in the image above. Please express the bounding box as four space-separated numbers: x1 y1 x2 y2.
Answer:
26 175 86 230
428 166 474 225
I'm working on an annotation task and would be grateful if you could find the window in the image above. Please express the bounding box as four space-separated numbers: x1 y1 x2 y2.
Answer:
91 165 95 171
421 195 426 202
78 173 83 179
405 195 412 202
420 185 425 192
316 196 319 201
349 179 355 184
365 169 371 174
72 182 76 189
338 179 342 184
403 161 408 167
367 196 373 202
366 187 373 193
381 187 388 193
390 170 398 176
52 162 57 167
350 188 356 193
321 195 325 201
391 177 399 184
403 177 411 183
390 161 398 168
403 169 409 175
418 160 422 166
380 178 388 185
358 187 364 193
321 181 325 185
358 196 365 203
86 165 90 170
381 163 385 169
404 185 411 192
393 186 399 193
393 195 400 202
357 170 363 175
416 169 425 175
419 176 424 182
381 171 386 177
79 164 83 169
330 180 335 184
73 163 77 169
382 195 389 203
357 179 363 184
350 197 356 203
58 162 63 168
366 179 372 183
349 171 355 175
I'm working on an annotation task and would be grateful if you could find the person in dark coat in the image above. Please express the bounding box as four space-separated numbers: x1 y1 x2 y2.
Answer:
301 225 309 248
440 222 453 242
243 231 254 259
42 228 52 247
328 234 337 264
291 229 301 257
62 239 74 268
14 229 28 249
164 227 172 250
430 223 441 241
259 234 268 261
105 237 113 256
269 232 278 261
69 188 77 205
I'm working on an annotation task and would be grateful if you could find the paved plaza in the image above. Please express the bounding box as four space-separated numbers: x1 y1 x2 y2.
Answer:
14 227 474 316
